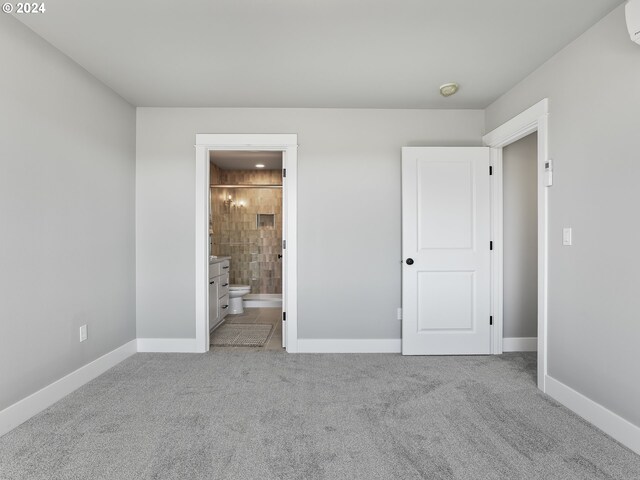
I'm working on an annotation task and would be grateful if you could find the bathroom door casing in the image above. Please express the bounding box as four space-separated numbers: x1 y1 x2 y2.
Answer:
401 147 491 355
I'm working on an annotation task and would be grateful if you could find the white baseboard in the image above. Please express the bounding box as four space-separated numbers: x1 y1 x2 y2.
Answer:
244 300 282 308
136 338 198 353
297 339 401 353
503 337 537 352
0 339 137 438
545 375 640 455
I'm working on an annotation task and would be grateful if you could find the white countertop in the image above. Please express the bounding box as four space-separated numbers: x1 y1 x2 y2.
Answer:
209 256 231 264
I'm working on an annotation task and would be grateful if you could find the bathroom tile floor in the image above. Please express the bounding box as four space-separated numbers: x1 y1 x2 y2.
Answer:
211 308 283 352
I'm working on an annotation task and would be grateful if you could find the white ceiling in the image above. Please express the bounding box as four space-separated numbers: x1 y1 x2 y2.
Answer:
210 151 282 170
15 0 622 108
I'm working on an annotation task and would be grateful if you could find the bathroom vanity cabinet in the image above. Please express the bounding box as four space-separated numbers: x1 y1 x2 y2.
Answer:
209 258 230 331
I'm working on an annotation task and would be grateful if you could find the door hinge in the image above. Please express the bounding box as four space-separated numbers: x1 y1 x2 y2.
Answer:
282 168 286 178
282 239 286 249
490 241 493 250
490 316 493 326
489 165 493 175
283 312 286 321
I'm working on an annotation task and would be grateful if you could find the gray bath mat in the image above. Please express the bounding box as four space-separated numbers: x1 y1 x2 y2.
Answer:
211 324 273 347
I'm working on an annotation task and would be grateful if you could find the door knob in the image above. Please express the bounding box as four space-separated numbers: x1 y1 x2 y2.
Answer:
406 258 414 265
277 254 282 259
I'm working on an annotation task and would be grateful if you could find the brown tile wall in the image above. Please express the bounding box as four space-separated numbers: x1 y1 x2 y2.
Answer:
219 169 282 185
210 169 282 294
210 163 222 185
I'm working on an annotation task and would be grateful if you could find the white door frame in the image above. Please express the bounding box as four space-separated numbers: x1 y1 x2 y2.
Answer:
483 99 549 392
194 134 299 353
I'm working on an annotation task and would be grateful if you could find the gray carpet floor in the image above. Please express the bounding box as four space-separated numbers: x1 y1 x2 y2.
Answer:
1 352 639 480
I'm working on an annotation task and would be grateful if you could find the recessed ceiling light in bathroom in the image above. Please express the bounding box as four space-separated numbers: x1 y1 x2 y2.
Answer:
255 164 265 168
440 83 459 97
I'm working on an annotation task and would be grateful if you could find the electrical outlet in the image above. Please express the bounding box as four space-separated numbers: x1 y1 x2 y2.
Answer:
397 307 403 320
79 324 88 342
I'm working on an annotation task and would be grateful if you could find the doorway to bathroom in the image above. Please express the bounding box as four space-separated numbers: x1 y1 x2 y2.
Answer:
209 151 284 350
194 134 298 353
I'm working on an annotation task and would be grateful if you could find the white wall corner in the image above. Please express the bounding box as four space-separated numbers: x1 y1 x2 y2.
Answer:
545 375 640 455
136 338 198 353
0 339 137 438
297 339 401 354
503 337 538 352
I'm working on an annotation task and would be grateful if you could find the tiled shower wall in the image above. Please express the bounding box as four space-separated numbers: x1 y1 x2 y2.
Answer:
210 167 282 294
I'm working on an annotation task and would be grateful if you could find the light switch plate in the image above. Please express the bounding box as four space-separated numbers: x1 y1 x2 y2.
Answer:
563 227 572 246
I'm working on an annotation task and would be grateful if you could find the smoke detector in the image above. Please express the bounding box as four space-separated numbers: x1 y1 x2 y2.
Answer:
439 83 459 97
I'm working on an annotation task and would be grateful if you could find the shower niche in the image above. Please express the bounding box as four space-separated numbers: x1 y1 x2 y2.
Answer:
256 213 275 229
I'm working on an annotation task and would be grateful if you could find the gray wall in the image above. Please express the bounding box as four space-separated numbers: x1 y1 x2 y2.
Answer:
0 16 136 410
502 133 538 338
486 6 640 426
136 108 484 339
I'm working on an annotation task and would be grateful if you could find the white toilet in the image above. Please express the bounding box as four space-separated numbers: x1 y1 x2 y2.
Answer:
228 284 251 314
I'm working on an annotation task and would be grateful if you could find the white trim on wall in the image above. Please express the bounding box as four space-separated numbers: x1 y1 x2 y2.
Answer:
483 98 549 393
546 375 640 455
194 134 299 353
136 338 198 353
0 340 137 437
490 147 504 355
503 337 538 352
483 100 548 147
297 339 401 353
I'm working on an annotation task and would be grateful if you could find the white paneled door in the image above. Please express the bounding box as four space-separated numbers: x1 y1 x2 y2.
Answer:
402 147 492 355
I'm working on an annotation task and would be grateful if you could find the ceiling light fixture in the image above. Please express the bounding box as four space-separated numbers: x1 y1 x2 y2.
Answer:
255 164 265 168
439 83 459 97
